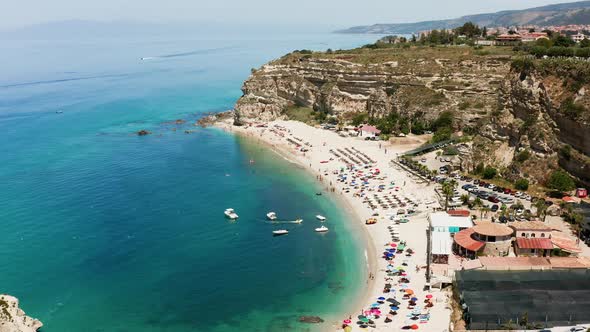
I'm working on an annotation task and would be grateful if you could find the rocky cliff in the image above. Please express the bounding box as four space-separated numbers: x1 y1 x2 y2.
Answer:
0 295 42 332
235 47 512 127
234 46 590 186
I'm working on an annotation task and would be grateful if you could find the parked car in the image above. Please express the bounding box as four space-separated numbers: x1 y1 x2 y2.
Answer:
491 204 499 212
464 177 473 182
473 179 480 185
569 326 586 332
488 196 500 203
488 184 496 189
462 184 473 190
477 192 490 200
503 188 512 194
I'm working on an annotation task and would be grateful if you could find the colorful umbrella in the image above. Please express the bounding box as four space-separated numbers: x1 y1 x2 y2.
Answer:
378 297 386 301
411 324 419 329
425 294 433 299
360 317 369 323
343 319 352 324
344 326 352 332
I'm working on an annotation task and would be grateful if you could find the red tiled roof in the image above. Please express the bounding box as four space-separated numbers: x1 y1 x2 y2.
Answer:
551 236 582 253
447 210 470 217
516 237 554 250
454 228 485 252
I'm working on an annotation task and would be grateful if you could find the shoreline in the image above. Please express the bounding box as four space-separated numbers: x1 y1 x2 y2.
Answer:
215 119 451 331
220 122 378 330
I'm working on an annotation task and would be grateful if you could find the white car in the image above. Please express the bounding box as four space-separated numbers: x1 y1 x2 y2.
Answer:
488 184 495 189
514 191 523 198
569 326 586 332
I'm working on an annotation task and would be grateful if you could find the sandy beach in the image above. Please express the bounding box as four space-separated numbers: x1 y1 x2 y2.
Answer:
218 119 452 332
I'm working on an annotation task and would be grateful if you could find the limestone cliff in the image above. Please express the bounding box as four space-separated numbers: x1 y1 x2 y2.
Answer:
0 295 42 332
235 47 511 127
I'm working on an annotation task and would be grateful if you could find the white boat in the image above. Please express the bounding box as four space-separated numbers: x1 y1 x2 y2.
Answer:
266 212 277 220
273 230 289 236
292 219 303 224
224 208 239 219
315 225 329 233
316 215 326 221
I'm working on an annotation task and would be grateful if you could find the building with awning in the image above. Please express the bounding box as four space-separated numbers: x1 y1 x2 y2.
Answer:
431 231 453 264
453 228 485 259
509 221 554 257
429 211 473 234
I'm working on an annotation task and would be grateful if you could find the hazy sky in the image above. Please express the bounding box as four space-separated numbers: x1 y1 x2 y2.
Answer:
1 0 579 29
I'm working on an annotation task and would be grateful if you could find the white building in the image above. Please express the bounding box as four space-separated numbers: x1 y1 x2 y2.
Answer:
572 32 589 43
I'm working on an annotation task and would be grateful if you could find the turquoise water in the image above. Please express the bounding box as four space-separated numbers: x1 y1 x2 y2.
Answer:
0 31 376 331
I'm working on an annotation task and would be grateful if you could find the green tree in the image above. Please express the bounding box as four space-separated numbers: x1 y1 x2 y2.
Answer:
535 38 552 48
441 180 458 211
482 166 498 179
553 35 575 47
580 38 590 48
547 170 576 193
515 178 529 191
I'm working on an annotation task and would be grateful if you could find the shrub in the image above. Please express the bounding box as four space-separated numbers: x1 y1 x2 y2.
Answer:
474 163 485 175
482 166 498 179
443 146 459 155
432 127 452 143
515 178 529 190
516 150 531 163
547 170 575 193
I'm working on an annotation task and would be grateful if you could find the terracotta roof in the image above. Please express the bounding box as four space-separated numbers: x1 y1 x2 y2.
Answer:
516 237 554 250
509 221 552 231
549 257 590 269
479 256 551 270
454 228 485 252
447 210 470 217
551 236 582 253
472 222 513 237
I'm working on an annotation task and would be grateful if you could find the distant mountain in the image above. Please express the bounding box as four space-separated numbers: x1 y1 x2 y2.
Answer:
337 1 590 34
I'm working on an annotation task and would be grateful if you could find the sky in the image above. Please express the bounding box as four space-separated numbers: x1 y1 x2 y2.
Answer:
1 0 581 30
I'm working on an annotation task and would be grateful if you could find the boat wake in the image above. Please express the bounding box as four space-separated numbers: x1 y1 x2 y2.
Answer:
140 46 235 61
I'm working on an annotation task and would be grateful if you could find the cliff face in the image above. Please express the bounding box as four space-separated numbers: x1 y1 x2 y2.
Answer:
235 48 511 127
0 295 42 332
484 61 590 185
234 47 590 186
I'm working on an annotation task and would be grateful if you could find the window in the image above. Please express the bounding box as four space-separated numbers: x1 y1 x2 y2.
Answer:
531 233 536 238
541 233 545 238
521 233 526 237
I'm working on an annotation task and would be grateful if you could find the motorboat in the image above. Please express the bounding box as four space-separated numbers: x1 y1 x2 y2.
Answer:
292 219 303 224
315 225 329 233
316 215 326 221
266 212 277 220
224 208 239 219
273 230 289 236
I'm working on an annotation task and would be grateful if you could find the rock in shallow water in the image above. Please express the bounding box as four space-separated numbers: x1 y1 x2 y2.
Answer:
298 316 324 324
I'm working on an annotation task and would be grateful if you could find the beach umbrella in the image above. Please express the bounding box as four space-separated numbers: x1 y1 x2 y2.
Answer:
411 324 419 330
425 294 433 299
344 326 352 332
378 297 386 301
372 310 382 316
406 289 414 295
360 317 370 323
390 243 397 247
411 297 418 302
371 303 380 307
390 306 399 311
343 319 352 324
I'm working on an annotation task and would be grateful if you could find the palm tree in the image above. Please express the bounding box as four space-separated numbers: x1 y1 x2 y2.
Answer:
460 194 470 205
534 199 548 222
441 180 458 211
473 197 483 217
481 205 491 220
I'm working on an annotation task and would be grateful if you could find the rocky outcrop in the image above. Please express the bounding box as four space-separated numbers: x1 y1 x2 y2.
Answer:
0 295 42 332
483 59 590 186
234 50 511 127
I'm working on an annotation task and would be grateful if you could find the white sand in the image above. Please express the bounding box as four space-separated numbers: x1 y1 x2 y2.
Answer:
218 120 452 332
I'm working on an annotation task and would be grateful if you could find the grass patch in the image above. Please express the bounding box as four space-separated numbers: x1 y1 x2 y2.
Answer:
284 106 316 124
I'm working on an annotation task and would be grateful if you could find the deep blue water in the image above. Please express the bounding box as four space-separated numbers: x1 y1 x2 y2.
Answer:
0 31 376 331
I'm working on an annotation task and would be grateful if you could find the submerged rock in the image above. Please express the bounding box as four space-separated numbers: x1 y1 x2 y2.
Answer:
298 316 324 324
0 294 43 332
137 130 151 136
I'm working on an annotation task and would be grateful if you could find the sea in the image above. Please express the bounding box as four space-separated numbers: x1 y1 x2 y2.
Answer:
0 26 378 331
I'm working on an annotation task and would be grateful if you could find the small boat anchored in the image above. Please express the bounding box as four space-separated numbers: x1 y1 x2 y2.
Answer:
316 215 326 221
266 212 277 220
224 208 239 220
315 225 329 233
273 230 289 236
292 219 303 224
